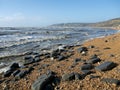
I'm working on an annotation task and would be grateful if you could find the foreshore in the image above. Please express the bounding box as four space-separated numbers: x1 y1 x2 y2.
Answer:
0 29 120 90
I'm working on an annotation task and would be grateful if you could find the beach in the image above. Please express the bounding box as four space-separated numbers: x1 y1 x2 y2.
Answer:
0 28 120 90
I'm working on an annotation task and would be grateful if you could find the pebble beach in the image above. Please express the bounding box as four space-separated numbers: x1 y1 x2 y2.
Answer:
0 28 120 90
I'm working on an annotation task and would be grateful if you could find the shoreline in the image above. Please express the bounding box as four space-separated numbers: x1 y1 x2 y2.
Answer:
0 28 120 89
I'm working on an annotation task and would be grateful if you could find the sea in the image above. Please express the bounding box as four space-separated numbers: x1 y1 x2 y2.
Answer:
0 27 119 73
0 27 119 58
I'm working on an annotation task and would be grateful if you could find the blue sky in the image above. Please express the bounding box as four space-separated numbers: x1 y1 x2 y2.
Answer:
0 0 120 27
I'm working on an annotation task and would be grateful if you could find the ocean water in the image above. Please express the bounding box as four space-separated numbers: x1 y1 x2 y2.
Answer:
0 27 118 58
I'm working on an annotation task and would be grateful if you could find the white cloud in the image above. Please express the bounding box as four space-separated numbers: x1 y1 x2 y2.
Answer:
0 13 25 22
0 13 48 26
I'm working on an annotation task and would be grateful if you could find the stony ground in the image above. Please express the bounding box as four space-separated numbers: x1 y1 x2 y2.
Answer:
1 32 120 90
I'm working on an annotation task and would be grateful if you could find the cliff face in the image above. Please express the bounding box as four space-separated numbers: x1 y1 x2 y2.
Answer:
50 18 120 28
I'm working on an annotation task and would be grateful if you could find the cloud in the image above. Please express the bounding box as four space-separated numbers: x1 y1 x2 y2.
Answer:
0 13 25 22
0 13 48 27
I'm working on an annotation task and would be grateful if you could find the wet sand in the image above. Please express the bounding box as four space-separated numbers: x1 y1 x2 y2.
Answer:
0 31 120 90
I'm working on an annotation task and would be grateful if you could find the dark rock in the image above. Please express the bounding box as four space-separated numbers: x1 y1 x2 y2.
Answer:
34 54 40 62
51 50 60 58
81 70 92 75
89 45 95 48
27 67 34 73
74 73 83 80
32 52 40 55
57 55 65 61
74 58 81 63
4 69 13 77
77 47 88 53
4 63 20 77
52 77 60 85
90 54 98 59
25 51 33 55
20 65 28 69
105 40 108 42
68 65 75 69
41 64 49 69
0 80 4 84
101 78 120 85
15 70 28 79
31 72 54 90
12 70 21 77
44 84 54 90
86 58 101 64
33 63 39 66
46 70 55 75
89 75 100 79
104 47 111 50
109 54 115 57
34 57 40 62
95 61 116 71
24 56 34 65
45 54 50 58
10 63 19 70
80 64 93 70
62 73 75 81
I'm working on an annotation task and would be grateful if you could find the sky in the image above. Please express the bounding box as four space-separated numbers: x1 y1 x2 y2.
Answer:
0 0 120 27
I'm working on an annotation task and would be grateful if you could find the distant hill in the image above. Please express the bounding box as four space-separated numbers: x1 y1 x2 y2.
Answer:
50 18 120 29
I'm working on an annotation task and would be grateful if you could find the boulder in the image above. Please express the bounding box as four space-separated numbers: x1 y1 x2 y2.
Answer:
15 70 28 79
34 56 40 62
74 58 81 63
31 72 54 90
74 73 83 80
80 64 93 70
10 63 19 70
77 47 88 53
27 67 34 73
44 84 54 90
62 73 75 81
52 77 60 85
57 55 65 61
86 58 101 64
81 70 92 75
101 78 120 85
95 61 116 71
24 56 34 65
90 54 98 59
89 45 95 48
4 69 13 77
4 63 20 77
51 50 60 58
12 70 21 77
